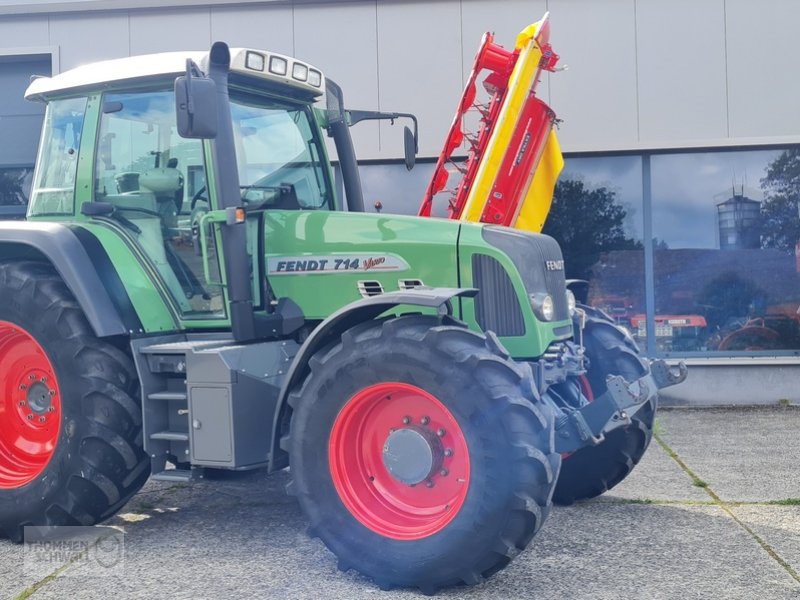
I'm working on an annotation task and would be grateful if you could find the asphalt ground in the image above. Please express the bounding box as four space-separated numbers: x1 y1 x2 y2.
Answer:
1 406 799 599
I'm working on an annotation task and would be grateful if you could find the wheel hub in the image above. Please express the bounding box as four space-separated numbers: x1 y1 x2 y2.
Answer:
26 380 54 414
382 427 443 485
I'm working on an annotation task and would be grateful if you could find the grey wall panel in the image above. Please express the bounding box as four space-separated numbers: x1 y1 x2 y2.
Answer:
0 57 50 115
0 114 44 165
130 7 211 55
726 0 800 140
376 0 463 159
49 12 130 70
295 1 380 159
210 4 294 56
548 0 639 151
0 15 49 47
636 0 728 144
0 56 49 165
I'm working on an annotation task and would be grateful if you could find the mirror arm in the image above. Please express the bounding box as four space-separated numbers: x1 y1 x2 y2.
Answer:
347 110 419 153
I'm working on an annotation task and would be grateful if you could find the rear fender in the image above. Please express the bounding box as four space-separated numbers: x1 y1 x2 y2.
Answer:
0 221 139 337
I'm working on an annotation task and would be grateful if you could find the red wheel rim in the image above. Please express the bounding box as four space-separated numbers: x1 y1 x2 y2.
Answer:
0 321 61 489
328 382 470 540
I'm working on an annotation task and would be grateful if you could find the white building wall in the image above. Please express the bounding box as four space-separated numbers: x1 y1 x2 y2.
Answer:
0 0 799 158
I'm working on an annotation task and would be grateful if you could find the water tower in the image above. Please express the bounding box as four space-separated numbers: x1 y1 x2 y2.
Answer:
716 190 761 250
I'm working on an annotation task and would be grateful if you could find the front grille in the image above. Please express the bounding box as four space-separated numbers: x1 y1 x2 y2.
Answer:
482 227 569 322
472 254 525 336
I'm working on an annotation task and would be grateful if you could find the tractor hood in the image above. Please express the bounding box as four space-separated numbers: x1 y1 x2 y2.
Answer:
263 210 465 320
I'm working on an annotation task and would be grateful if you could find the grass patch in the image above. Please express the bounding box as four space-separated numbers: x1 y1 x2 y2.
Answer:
766 498 800 506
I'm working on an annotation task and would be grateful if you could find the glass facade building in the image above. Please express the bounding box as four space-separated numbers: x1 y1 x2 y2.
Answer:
359 145 800 359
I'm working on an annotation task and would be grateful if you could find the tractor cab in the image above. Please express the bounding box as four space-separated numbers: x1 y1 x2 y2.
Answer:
25 48 340 330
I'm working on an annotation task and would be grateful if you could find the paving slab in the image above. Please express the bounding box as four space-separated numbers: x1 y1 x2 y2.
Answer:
591 429 710 503
731 505 800 577
656 407 800 502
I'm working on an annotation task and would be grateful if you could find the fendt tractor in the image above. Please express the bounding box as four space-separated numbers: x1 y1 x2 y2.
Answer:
0 14 684 593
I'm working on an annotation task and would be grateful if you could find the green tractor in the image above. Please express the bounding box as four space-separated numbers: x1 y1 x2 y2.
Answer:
0 42 684 593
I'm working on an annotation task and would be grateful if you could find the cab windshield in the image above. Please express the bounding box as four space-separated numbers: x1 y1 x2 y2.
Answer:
230 92 333 210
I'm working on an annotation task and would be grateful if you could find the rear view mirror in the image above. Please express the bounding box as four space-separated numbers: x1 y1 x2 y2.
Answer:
404 126 416 171
175 59 218 139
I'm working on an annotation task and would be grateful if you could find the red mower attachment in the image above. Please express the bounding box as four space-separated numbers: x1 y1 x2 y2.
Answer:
419 13 564 234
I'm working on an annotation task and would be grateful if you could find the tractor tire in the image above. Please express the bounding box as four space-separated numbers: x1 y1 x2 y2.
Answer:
552 306 655 505
0 261 150 541
283 314 559 594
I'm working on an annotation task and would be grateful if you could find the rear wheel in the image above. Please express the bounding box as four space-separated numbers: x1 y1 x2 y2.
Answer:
0 261 150 541
284 315 559 594
552 306 655 505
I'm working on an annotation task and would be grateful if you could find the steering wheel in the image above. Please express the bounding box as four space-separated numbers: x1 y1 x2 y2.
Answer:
191 186 208 211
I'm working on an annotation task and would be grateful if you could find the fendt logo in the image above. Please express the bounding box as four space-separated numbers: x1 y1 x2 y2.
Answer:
545 260 564 271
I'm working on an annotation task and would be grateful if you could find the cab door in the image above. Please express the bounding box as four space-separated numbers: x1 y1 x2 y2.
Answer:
92 89 230 327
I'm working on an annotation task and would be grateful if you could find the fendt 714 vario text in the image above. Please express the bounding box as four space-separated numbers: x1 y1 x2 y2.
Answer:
0 14 684 593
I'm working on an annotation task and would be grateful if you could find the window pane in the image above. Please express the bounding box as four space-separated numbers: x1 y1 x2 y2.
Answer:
28 97 86 217
543 155 645 350
652 148 800 354
230 95 333 210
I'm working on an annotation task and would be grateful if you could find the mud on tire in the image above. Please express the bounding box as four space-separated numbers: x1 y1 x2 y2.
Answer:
283 314 560 594
0 261 150 541
552 306 655 505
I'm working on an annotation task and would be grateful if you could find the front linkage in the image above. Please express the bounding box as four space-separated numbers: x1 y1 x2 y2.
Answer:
537 308 687 454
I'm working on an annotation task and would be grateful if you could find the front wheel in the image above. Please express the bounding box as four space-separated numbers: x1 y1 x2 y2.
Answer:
552 306 655 505
283 315 560 594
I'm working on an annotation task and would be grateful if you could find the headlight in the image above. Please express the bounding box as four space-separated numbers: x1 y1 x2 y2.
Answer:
269 56 288 76
245 51 265 72
292 62 309 82
530 293 555 321
566 289 576 315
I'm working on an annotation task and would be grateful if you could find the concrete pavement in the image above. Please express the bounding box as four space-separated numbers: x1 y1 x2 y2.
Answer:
1 407 798 599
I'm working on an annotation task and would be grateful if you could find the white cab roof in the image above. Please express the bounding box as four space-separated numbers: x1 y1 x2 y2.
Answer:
25 47 325 100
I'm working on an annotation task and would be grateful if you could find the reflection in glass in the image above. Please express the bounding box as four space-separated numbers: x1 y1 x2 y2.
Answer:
543 156 645 351
652 148 800 354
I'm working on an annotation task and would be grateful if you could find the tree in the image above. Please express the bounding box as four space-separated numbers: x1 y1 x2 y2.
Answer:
759 148 800 252
542 178 642 280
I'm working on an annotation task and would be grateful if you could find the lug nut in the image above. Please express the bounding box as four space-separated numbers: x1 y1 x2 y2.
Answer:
426 480 434 488
39 417 46 423
49 390 56 396
440 468 449 476
18 401 25 407
29 374 35 380
26 414 33 421
19 384 26 391
402 416 411 425
444 448 453 457
41 377 47 383
420 416 430 425
437 428 446 437
48 406 56 413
